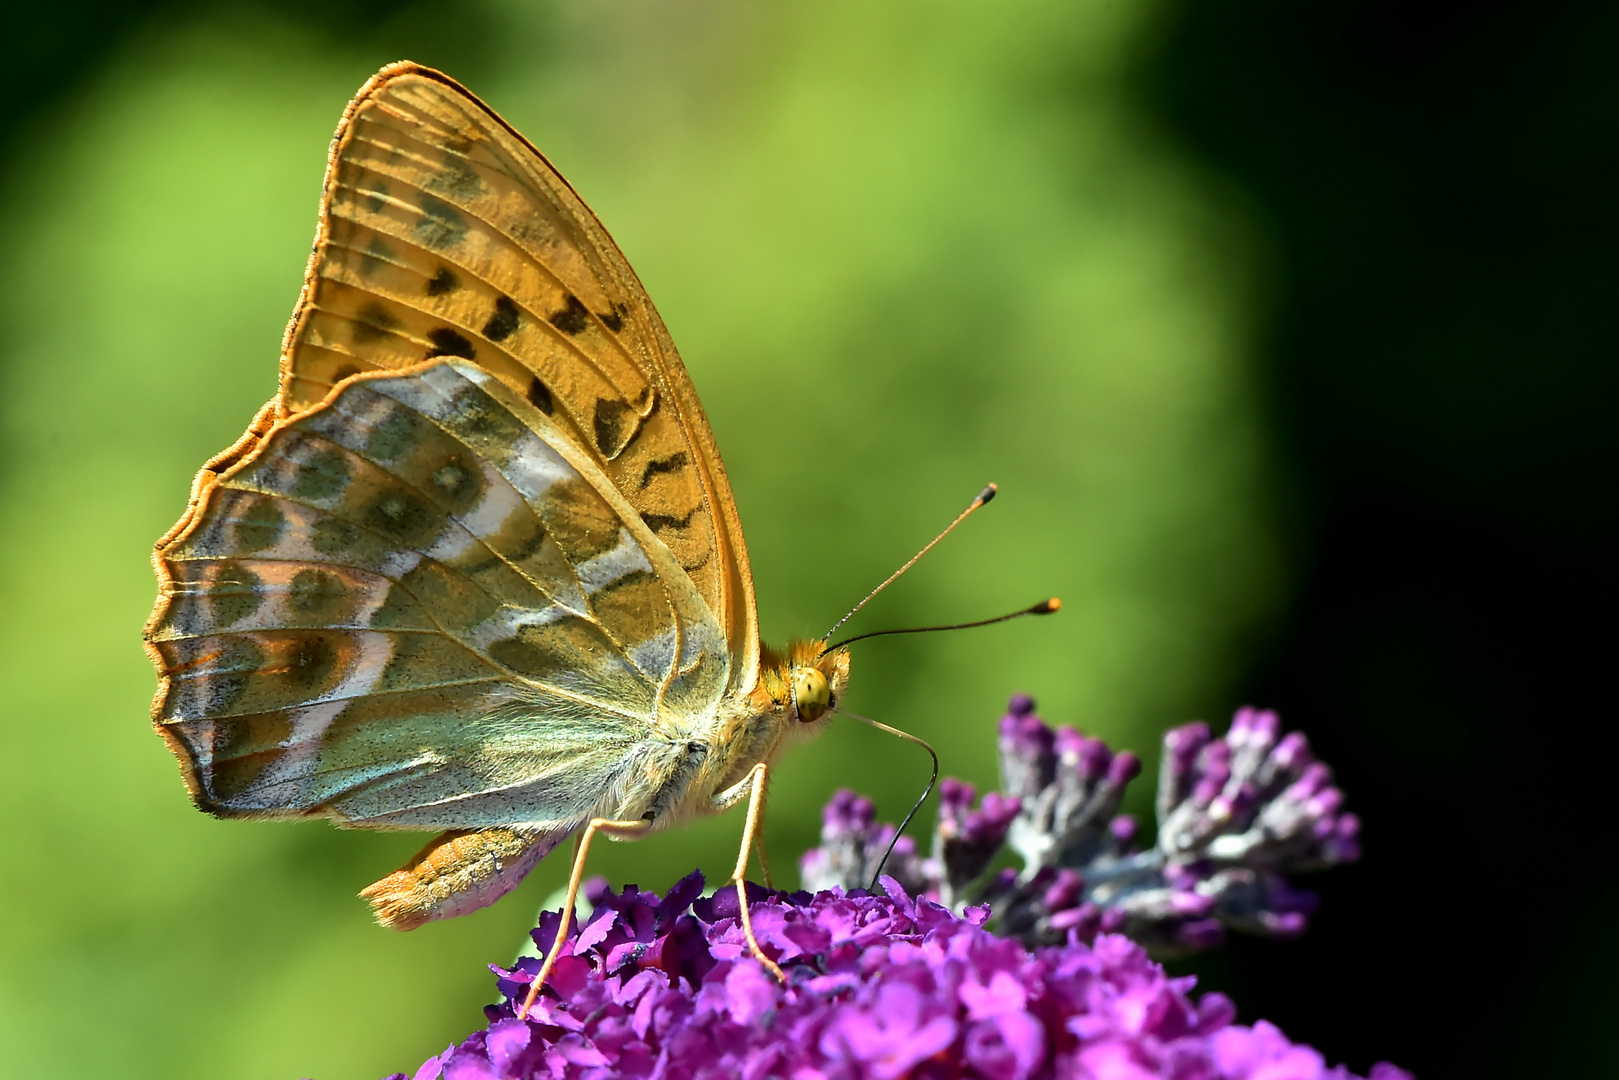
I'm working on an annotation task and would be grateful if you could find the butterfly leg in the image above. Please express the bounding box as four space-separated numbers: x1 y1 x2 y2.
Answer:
517 816 648 1019
715 763 786 984
754 835 774 890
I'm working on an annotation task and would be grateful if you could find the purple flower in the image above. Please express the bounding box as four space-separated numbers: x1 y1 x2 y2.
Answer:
800 789 929 897
802 699 1362 955
389 877 1408 1080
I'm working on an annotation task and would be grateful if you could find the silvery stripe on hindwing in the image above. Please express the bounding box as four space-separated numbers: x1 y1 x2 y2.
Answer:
172 493 428 584
628 628 679 686
293 379 587 613
202 630 400 809
576 528 655 591
459 530 653 639
356 365 687 689
380 363 579 496
158 557 402 638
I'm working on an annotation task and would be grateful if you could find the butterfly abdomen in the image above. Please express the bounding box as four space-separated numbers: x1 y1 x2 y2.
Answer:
360 827 565 930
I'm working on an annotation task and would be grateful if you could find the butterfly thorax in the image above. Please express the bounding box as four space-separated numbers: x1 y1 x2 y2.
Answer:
646 641 848 831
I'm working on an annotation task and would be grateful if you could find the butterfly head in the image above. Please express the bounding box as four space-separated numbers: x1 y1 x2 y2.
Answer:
792 665 833 723
760 639 850 727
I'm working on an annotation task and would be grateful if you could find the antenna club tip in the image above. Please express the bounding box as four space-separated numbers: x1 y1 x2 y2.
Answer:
1038 597 1061 613
974 483 997 506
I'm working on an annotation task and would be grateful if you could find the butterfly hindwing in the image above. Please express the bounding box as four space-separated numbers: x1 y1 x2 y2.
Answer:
147 360 730 830
278 63 758 682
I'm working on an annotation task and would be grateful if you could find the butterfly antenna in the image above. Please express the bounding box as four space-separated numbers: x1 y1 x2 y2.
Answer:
841 711 939 891
823 483 998 642
827 597 1060 652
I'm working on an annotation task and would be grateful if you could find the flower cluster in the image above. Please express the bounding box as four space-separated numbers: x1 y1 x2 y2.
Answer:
389 875 1408 1080
800 698 1361 955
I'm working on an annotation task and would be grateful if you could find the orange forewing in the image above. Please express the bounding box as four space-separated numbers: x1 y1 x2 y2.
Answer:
277 63 756 684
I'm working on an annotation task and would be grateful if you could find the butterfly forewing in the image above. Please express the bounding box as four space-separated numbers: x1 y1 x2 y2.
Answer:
277 63 756 678
149 360 730 830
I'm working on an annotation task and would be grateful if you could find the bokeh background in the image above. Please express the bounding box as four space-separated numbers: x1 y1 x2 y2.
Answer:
0 2 1610 1078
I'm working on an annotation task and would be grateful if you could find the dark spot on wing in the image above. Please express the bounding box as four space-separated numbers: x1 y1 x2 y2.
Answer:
444 387 505 439
210 563 263 627
196 636 266 717
351 302 399 344
600 305 624 333
364 180 390 214
527 377 554 415
639 452 689 490
415 194 468 250
593 397 633 457
332 365 360 385
290 447 351 502
185 501 233 555
360 236 395 277
311 516 357 554
369 583 422 629
548 294 590 335
488 615 618 681
287 634 338 690
288 568 348 619
429 149 483 199
365 407 420 462
540 477 622 562
642 509 698 534
426 266 460 296
419 547 497 607
233 497 285 554
482 296 520 342
453 550 505 579
426 328 476 360
429 453 485 513
432 461 469 495
363 488 442 548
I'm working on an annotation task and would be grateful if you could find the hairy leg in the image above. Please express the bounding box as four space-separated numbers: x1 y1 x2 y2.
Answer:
727 764 785 983
516 816 648 1019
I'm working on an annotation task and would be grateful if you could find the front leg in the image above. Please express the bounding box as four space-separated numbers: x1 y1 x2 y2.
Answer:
714 763 786 983
517 815 649 1019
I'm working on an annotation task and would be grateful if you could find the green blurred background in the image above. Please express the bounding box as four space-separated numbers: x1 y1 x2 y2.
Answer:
0 2 1610 1078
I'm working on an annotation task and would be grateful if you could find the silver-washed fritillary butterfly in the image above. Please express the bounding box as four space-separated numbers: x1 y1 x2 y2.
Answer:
144 62 1038 1011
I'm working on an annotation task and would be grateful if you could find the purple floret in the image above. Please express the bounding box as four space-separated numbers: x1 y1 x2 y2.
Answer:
803 698 1362 956
800 790 929 897
390 876 1409 1080
930 778 1023 906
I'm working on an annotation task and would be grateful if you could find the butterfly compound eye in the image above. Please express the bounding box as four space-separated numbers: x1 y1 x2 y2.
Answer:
791 666 832 723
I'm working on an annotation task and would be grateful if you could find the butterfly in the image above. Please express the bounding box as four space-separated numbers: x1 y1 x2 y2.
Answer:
144 62 1043 1014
